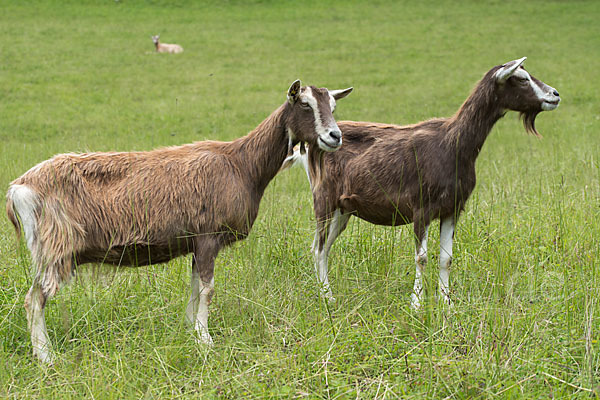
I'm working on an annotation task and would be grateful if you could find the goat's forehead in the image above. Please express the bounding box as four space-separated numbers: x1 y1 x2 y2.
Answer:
300 86 329 104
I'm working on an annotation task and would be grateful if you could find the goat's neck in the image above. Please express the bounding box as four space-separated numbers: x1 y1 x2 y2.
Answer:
230 104 290 195
448 82 505 163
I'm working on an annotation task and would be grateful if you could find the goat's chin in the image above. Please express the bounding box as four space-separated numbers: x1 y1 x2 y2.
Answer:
541 101 559 111
317 137 341 152
520 110 542 137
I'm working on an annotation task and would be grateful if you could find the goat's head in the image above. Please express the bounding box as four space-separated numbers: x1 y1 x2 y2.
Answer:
286 80 353 152
151 35 160 45
493 57 560 135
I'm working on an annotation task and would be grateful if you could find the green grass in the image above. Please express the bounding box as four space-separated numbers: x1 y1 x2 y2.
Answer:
1 0 599 398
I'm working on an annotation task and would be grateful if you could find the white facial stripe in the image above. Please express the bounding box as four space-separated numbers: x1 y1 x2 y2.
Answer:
513 68 559 105
301 87 327 137
301 87 341 151
515 69 545 98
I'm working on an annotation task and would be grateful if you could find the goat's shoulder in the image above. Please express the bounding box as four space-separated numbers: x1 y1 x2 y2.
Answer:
340 118 447 143
405 118 447 137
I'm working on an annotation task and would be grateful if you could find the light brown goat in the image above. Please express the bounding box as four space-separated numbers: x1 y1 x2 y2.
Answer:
7 80 353 363
287 58 560 308
151 35 183 53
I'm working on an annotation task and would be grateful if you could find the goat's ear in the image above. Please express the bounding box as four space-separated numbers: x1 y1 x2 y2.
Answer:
330 87 353 100
287 79 301 104
495 57 527 83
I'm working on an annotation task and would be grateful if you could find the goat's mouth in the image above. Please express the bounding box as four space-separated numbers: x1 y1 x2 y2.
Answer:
542 99 560 111
318 137 341 152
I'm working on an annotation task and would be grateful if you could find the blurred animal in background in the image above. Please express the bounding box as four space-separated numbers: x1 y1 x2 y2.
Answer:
151 35 183 54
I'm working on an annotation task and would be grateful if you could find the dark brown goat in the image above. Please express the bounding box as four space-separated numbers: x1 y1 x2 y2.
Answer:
6 80 353 363
289 58 560 307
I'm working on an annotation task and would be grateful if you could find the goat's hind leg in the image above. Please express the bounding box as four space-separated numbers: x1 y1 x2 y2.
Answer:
24 259 70 364
313 209 350 303
25 279 53 364
186 236 220 345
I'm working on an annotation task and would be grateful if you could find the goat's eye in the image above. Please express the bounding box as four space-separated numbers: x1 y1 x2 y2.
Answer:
300 102 311 109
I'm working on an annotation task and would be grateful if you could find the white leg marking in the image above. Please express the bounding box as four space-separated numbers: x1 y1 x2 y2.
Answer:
512 68 560 108
186 271 213 345
26 285 54 363
185 270 200 325
195 277 214 345
439 217 454 306
314 210 350 303
411 225 429 310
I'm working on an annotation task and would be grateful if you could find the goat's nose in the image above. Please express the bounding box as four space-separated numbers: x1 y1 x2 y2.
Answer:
329 130 341 141
553 90 560 97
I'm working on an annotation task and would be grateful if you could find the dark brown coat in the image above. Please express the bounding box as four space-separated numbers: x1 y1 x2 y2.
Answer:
300 59 559 306
310 61 560 243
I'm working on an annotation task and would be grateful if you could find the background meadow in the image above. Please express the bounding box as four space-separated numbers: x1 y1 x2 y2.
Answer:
1 0 599 398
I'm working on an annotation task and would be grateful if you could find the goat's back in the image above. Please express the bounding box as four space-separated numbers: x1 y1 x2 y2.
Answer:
10 142 253 257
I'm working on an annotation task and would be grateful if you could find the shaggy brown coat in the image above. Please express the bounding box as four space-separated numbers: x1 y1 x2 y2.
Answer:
7 80 353 362
9 88 340 296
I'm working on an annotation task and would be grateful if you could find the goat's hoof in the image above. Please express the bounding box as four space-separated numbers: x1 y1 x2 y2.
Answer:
322 291 336 305
410 294 422 310
442 297 454 308
34 349 55 365
437 291 453 308
195 332 214 346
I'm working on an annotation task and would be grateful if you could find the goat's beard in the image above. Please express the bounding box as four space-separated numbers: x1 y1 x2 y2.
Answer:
520 111 541 137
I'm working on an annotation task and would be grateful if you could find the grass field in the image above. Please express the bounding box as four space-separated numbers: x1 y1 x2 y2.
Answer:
1 0 599 398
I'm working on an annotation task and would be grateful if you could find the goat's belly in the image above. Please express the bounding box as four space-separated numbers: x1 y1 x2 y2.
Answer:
340 194 413 226
355 208 413 226
77 241 193 267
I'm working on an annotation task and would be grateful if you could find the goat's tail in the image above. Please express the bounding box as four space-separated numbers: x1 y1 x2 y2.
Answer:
6 191 22 238
7 184 85 297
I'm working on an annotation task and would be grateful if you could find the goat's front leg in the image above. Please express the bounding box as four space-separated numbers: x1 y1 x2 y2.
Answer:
313 209 350 303
186 237 220 345
439 216 455 306
411 222 429 310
